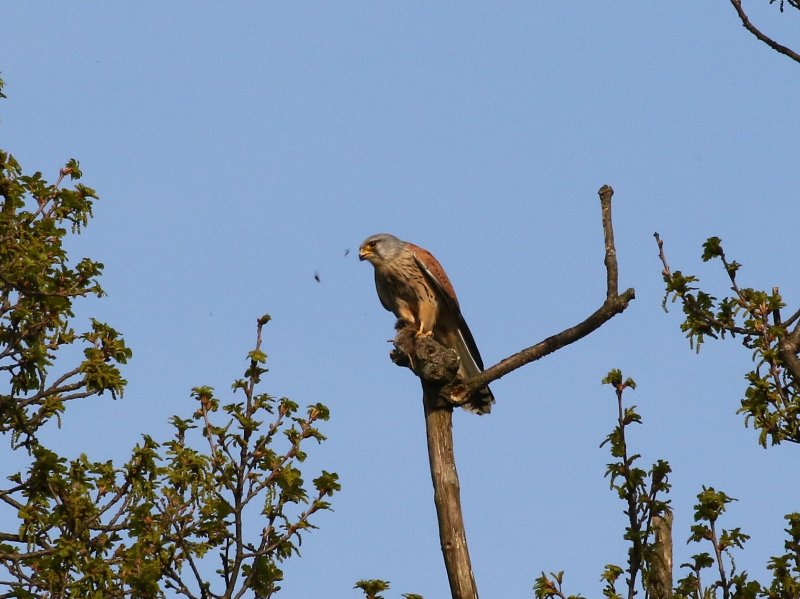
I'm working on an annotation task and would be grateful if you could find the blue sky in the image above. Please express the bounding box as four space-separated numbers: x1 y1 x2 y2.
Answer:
2 3 799 597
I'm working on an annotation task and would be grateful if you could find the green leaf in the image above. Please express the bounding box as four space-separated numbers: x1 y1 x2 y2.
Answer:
701 236 723 261
354 579 391 599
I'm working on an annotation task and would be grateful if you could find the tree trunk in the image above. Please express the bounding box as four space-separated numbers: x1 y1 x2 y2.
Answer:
423 385 479 599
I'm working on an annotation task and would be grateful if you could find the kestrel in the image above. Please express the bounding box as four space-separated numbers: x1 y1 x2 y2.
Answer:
359 233 495 414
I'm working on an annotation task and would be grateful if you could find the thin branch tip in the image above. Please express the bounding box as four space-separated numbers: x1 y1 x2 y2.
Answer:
599 184 620 299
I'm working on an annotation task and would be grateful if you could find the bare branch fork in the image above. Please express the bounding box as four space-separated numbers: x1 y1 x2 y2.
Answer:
464 185 634 400
390 185 635 599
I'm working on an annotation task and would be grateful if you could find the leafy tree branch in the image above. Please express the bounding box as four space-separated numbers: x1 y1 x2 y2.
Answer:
353 578 423 599
656 233 800 446
534 370 800 599
1 81 338 596
535 371 671 599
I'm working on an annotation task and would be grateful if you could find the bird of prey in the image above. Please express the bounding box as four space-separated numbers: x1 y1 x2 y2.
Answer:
359 233 495 414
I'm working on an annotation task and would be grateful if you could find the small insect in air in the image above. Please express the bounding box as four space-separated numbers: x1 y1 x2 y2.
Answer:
344 248 351 257
314 271 321 283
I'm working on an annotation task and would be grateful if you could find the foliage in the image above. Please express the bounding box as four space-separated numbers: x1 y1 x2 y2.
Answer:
599 371 671 599
0 149 128 447
354 579 391 599
673 487 759 599
761 513 800 599
536 371 671 599
533 570 586 599
534 371 799 599
0 89 338 597
657 235 800 447
154 322 340 598
353 578 423 599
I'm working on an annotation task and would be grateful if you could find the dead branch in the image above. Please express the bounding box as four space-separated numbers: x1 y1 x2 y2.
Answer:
423 387 479 599
392 328 479 598
728 0 800 64
460 185 634 402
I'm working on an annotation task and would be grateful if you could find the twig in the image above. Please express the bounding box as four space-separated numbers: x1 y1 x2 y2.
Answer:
783 307 800 328
654 232 670 278
729 0 800 64
653 234 751 338
709 520 731 599
607 379 645 599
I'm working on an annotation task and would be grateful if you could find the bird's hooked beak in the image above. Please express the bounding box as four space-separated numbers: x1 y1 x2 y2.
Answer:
358 246 370 262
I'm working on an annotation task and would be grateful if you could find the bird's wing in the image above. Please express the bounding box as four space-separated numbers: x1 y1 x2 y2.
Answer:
410 244 495 414
409 245 485 370
406 244 459 307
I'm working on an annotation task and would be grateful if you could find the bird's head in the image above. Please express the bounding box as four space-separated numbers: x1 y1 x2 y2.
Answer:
359 233 404 266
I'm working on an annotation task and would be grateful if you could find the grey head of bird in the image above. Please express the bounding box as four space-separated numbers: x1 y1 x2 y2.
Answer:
358 233 405 265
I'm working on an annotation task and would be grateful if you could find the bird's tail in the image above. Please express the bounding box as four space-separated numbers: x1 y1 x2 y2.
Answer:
464 384 495 415
453 329 495 415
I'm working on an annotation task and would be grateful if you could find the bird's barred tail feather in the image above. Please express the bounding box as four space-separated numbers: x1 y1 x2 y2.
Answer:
454 327 495 415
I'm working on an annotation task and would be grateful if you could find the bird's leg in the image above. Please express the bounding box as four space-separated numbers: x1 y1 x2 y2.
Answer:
395 304 417 330
415 302 436 338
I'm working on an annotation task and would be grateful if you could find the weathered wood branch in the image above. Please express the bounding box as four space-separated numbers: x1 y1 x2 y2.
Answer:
423 388 479 599
460 184 634 403
392 328 478 599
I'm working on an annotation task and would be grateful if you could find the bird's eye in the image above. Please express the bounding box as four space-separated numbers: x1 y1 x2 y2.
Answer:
367 241 377 248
